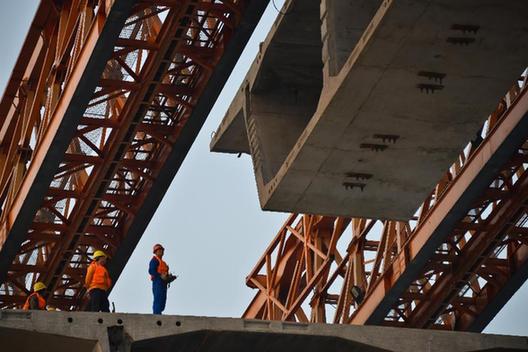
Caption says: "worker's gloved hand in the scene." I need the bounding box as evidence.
[160,273,168,281]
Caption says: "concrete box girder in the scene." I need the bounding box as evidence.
[0,311,527,352]
[211,0,528,219]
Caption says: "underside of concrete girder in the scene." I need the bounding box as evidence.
[211,0,528,219]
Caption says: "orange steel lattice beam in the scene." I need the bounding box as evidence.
[0,0,268,310]
[243,72,528,331]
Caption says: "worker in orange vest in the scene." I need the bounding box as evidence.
[22,281,47,310]
[85,250,112,312]
[149,244,176,314]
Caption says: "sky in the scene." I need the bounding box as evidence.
[0,1,526,337]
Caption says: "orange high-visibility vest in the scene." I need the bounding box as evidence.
[85,261,112,291]
[150,255,169,281]
[22,292,46,310]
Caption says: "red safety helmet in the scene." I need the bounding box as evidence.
[153,243,165,253]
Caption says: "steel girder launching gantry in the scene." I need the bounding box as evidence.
[0,0,268,310]
[244,73,528,331]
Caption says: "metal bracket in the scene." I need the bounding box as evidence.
[451,24,480,34]
[418,71,446,84]
[360,143,388,152]
[446,37,475,46]
[373,134,400,144]
[417,84,444,94]
[343,182,366,191]
[345,172,373,181]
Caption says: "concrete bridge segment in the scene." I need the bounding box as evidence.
[211,0,528,219]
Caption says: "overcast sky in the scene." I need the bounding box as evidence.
[1,1,526,337]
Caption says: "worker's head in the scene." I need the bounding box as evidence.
[93,250,108,264]
[153,244,165,257]
[33,281,46,293]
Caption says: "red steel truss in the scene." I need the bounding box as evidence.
[244,72,528,331]
[0,0,267,310]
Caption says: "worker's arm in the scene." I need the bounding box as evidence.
[85,264,95,289]
[148,258,160,280]
[29,295,40,310]
[105,268,112,290]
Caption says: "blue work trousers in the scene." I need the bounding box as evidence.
[87,288,110,312]
[152,279,167,314]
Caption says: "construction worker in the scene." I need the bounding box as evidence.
[22,281,47,310]
[85,250,112,312]
[149,244,176,314]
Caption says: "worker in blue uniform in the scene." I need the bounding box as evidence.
[149,244,176,314]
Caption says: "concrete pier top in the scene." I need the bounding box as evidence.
[0,310,527,352]
[211,0,528,219]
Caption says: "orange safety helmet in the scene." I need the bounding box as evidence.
[152,243,165,253]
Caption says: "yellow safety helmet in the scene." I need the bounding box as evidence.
[33,282,46,292]
[93,250,107,259]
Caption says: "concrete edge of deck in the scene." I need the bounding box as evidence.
[0,311,527,352]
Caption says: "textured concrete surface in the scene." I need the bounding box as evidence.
[0,326,99,352]
[211,0,528,219]
[0,311,527,352]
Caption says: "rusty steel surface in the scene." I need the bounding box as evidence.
[243,72,528,331]
[0,0,266,310]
